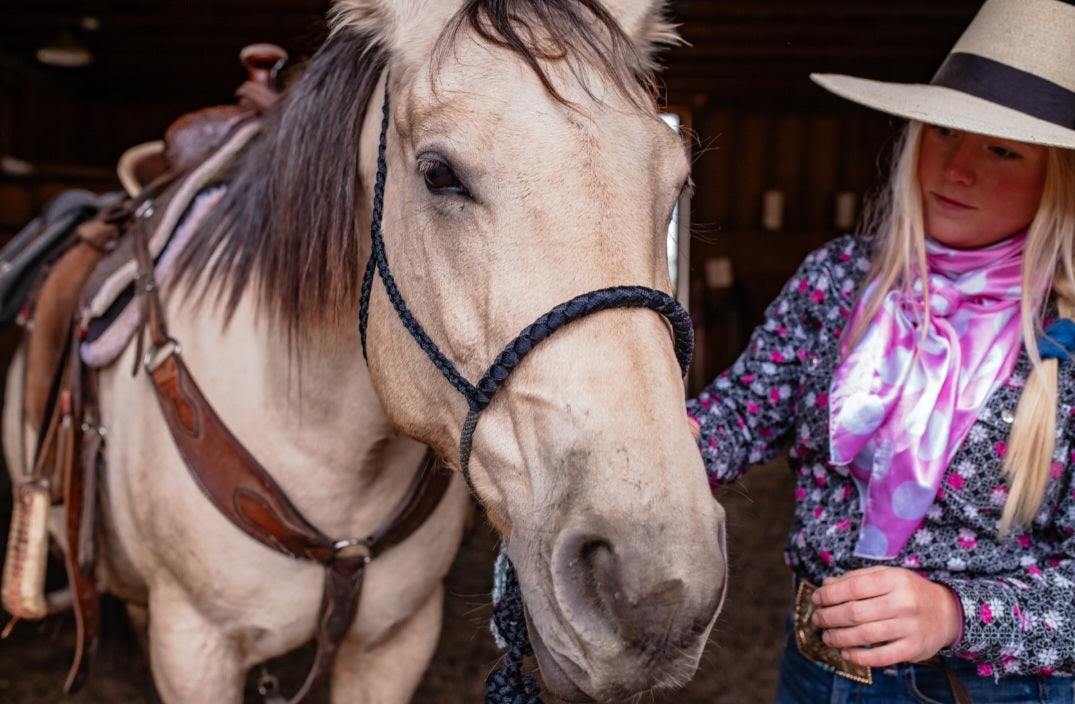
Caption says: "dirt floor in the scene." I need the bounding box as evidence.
[0,455,795,704]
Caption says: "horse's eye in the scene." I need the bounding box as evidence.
[418,157,468,196]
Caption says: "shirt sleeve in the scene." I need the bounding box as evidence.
[936,416,1075,676]
[687,239,857,487]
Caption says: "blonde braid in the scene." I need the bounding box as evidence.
[1000,147,1075,537]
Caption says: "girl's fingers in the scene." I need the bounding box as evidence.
[839,640,913,668]
[812,594,893,630]
[820,618,899,649]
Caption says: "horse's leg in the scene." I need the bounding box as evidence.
[125,602,150,651]
[124,601,167,703]
[146,580,243,703]
[330,584,444,703]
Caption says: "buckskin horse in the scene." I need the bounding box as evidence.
[1,0,728,701]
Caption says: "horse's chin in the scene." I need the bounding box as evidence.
[525,606,701,703]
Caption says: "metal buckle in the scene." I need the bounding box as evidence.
[143,337,180,374]
[794,579,873,684]
[134,199,155,220]
[332,537,372,564]
[256,666,287,703]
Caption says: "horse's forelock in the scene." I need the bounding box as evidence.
[443,0,667,109]
[174,27,385,339]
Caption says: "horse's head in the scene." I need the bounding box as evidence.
[244,0,728,698]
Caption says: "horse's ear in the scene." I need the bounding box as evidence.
[600,0,683,66]
[331,0,458,59]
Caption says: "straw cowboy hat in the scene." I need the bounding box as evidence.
[811,0,1075,150]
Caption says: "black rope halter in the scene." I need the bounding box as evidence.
[358,78,694,703]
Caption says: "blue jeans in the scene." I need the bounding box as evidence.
[775,617,1074,703]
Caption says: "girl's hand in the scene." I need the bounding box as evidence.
[688,415,701,441]
[810,565,961,667]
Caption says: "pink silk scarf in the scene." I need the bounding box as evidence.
[829,233,1029,559]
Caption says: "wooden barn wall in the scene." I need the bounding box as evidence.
[0,0,332,234]
[0,1,984,391]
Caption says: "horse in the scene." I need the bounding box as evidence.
[2,0,728,701]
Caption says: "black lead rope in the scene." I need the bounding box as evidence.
[486,547,542,703]
[358,79,695,703]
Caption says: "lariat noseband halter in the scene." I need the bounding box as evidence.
[358,80,694,491]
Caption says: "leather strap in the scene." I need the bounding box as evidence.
[147,351,337,560]
[922,655,974,704]
[23,219,117,434]
[59,320,101,694]
[16,246,103,693]
[130,212,452,703]
[145,347,451,562]
[28,327,72,496]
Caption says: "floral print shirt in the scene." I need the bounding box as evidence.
[686,234,1075,677]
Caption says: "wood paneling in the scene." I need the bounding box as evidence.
[0,1,329,169]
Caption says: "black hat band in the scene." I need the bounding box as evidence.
[931,52,1075,130]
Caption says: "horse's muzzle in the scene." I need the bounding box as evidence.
[519,499,728,700]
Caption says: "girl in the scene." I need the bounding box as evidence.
[689,0,1075,701]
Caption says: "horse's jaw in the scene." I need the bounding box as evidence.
[506,498,728,702]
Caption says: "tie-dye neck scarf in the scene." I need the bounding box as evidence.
[829,233,1029,559]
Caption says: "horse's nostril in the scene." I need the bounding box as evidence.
[578,539,615,589]
[562,537,613,598]
[554,532,615,639]
[575,538,627,630]
[554,530,692,652]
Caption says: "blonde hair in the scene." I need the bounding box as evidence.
[845,122,1075,538]
[1003,146,1075,536]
